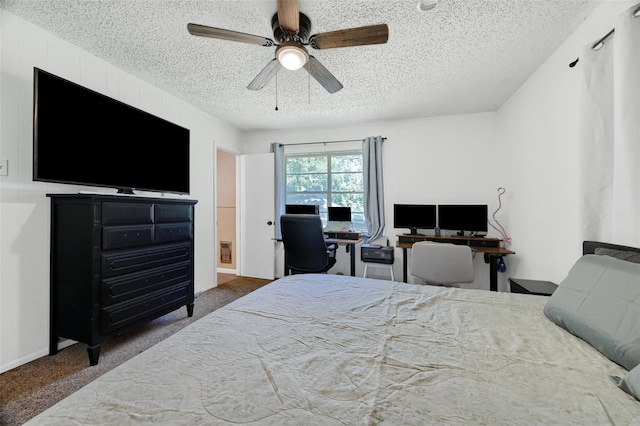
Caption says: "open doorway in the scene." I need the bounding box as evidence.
[216,149,237,280]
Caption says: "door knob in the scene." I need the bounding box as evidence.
[267,221,273,226]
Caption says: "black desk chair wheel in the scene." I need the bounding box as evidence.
[281,214,337,275]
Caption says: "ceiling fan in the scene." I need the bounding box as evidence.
[187,0,389,94]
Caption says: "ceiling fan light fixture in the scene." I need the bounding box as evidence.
[276,43,309,70]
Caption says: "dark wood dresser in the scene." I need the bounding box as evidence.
[47,194,197,365]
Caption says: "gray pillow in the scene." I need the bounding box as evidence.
[544,254,640,370]
[618,366,640,400]
[595,247,640,264]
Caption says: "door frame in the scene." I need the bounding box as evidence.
[214,148,241,278]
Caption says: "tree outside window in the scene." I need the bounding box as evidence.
[285,151,365,231]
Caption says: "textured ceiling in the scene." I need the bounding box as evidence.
[1,0,602,131]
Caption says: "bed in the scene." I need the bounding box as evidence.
[26,241,640,424]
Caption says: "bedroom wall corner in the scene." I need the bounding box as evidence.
[495,0,639,283]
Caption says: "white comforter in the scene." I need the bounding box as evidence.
[27,274,640,425]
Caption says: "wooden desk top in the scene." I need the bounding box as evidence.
[396,241,514,255]
[326,237,363,245]
[395,236,515,256]
[274,237,363,245]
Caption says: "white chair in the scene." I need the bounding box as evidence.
[410,241,474,286]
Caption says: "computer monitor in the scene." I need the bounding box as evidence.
[285,204,319,215]
[393,204,437,235]
[437,204,488,236]
[328,206,351,222]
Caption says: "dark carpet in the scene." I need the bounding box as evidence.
[0,275,272,425]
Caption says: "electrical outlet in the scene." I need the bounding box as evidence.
[0,159,7,176]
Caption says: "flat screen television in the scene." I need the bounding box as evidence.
[328,206,351,222]
[437,204,488,236]
[285,204,319,215]
[393,204,437,235]
[33,68,190,195]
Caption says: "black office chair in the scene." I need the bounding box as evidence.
[280,214,337,275]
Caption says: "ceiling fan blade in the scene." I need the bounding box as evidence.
[247,58,282,91]
[187,23,274,47]
[304,56,343,94]
[310,24,389,50]
[277,0,299,32]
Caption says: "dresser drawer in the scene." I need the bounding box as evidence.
[102,262,191,305]
[102,243,192,278]
[156,223,192,243]
[102,202,154,225]
[101,284,191,334]
[155,203,193,223]
[103,225,154,250]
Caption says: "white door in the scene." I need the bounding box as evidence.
[239,153,275,279]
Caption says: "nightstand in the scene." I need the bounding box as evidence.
[509,278,558,296]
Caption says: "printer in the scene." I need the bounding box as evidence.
[361,243,394,264]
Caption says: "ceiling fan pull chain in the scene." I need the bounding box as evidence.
[275,72,279,111]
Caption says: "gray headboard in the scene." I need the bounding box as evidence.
[583,240,640,256]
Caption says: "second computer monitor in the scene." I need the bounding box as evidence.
[328,206,352,222]
[437,204,488,235]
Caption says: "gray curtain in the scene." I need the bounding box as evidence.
[363,136,385,243]
[272,143,285,238]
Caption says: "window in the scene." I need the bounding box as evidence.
[285,151,365,231]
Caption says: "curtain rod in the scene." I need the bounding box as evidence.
[569,5,640,68]
[279,137,386,147]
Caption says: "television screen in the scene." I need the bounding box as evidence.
[393,204,437,235]
[328,206,351,222]
[437,204,488,235]
[33,68,190,194]
[285,204,319,215]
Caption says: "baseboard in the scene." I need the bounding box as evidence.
[1,349,46,374]
[217,268,236,274]
[1,339,77,374]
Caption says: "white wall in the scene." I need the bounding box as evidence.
[0,10,243,373]
[242,113,505,289]
[497,0,639,282]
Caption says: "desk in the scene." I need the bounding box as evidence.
[396,235,515,291]
[325,236,363,277]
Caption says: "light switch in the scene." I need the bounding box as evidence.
[0,159,7,176]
